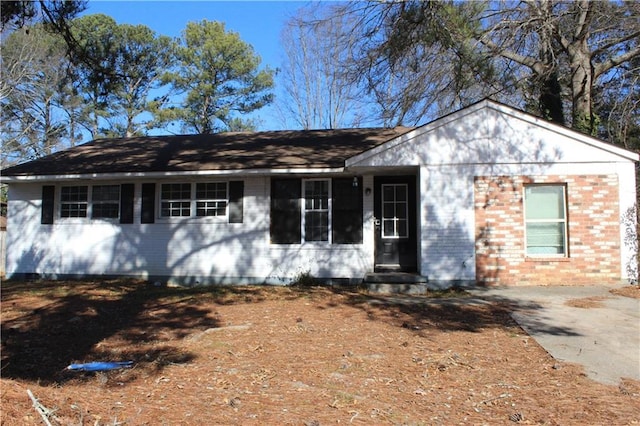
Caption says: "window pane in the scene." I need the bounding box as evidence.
[93,204,119,218]
[61,203,87,218]
[383,202,394,217]
[161,183,191,217]
[305,211,328,241]
[527,222,565,254]
[162,183,191,200]
[383,219,395,237]
[161,201,190,217]
[61,186,88,218]
[303,180,329,242]
[396,185,407,201]
[92,185,120,202]
[196,182,226,200]
[383,185,394,201]
[396,203,407,218]
[61,186,88,202]
[196,200,227,216]
[195,182,227,216]
[381,184,409,238]
[92,185,120,219]
[524,184,567,255]
[525,186,565,219]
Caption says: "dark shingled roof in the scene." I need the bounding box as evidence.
[2,127,412,177]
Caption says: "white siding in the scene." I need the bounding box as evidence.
[6,177,371,284]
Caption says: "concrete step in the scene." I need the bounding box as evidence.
[364,272,428,284]
[364,283,430,295]
[362,273,429,295]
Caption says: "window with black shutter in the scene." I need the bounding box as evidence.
[332,177,363,244]
[141,183,156,224]
[270,178,301,244]
[41,185,55,224]
[228,181,244,223]
[119,184,135,224]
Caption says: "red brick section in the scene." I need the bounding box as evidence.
[474,175,621,286]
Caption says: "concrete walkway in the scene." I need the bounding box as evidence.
[468,285,640,386]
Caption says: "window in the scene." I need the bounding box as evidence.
[304,180,329,242]
[58,185,125,220]
[524,184,567,256]
[92,185,120,219]
[161,183,192,217]
[381,184,408,238]
[196,182,227,217]
[61,186,88,218]
[270,178,363,245]
[160,182,229,218]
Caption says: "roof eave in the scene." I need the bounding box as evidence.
[1,166,349,183]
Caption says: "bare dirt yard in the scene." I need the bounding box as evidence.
[2,280,639,425]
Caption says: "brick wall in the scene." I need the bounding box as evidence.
[474,175,621,286]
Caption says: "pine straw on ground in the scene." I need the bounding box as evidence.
[565,285,640,308]
[611,285,640,300]
[2,280,639,425]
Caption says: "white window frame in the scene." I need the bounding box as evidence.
[60,185,89,218]
[381,183,409,239]
[523,184,568,257]
[59,184,121,221]
[91,184,121,219]
[160,183,192,217]
[195,182,228,217]
[302,179,331,243]
[159,182,229,219]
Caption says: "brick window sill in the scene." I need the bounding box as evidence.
[525,256,570,262]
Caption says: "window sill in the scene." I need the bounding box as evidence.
[56,218,120,224]
[270,242,363,248]
[525,256,570,262]
[156,216,229,223]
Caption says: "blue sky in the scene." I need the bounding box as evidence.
[81,1,312,130]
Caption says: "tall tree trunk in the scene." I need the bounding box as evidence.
[44,98,52,155]
[569,38,594,134]
[538,6,565,126]
[539,71,565,125]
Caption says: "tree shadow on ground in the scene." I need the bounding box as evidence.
[0,279,268,385]
[462,286,583,337]
[1,280,585,386]
[304,284,584,338]
[324,287,522,334]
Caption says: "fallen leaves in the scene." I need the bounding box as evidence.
[2,282,639,425]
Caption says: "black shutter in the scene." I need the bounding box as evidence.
[332,177,363,244]
[41,185,55,224]
[270,178,301,244]
[228,181,244,223]
[119,184,135,224]
[141,183,155,224]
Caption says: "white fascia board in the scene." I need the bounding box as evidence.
[1,167,346,183]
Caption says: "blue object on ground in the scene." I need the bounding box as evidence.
[67,361,133,371]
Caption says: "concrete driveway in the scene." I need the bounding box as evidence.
[469,285,640,386]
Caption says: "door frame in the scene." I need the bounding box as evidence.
[373,175,418,272]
